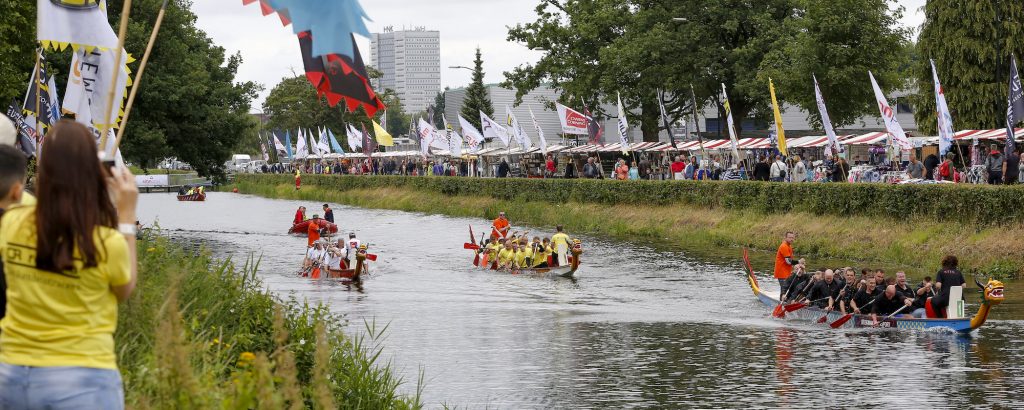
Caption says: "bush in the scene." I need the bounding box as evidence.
[238,174,1024,225]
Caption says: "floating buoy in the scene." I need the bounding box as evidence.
[232,187,239,193]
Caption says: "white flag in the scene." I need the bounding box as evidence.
[721,83,742,160]
[480,111,510,147]
[443,114,463,156]
[346,124,363,152]
[555,102,590,135]
[37,0,120,50]
[295,128,308,158]
[419,118,447,150]
[616,92,630,154]
[528,107,547,155]
[458,114,485,154]
[63,48,131,130]
[273,133,287,155]
[869,71,912,150]
[813,75,844,157]
[317,127,331,156]
[931,60,955,156]
[505,105,532,150]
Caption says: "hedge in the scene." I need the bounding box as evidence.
[236,174,1024,225]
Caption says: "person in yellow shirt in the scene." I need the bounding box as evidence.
[0,121,139,408]
[486,239,502,267]
[533,238,552,268]
[497,240,516,270]
[550,225,571,266]
[519,240,535,269]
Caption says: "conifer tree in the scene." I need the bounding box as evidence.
[460,48,494,130]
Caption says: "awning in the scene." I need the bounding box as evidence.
[953,128,1024,141]
[843,132,889,145]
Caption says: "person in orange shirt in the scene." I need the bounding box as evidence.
[774,231,797,298]
[491,212,510,238]
[307,214,321,247]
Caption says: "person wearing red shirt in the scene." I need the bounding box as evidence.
[774,231,797,298]
[293,206,306,225]
[294,169,301,190]
[670,156,686,180]
[545,154,557,176]
[307,215,321,247]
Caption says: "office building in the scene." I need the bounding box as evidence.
[370,26,441,113]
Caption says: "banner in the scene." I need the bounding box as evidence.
[63,47,131,130]
[327,128,344,153]
[273,132,288,158]
[657,89,677,149]
[616,92,630,154]
[481,110,510,147]
[346,124,362,152]
[37,0,119,50]
[1006,55,1024,156]
[555,102,590,135]
[458,114,484,154]
[528,106,547,155]
[931,60,955,157]
[443,114,463,156]
[813,75,843,157]
[372,120,394,146]
[769,78,787,156]
[721,83,742,160]
[283,130,293,158]
[869,71,912,150]
[419,118,447,150]
[295,128,308,158]
[583,103,603,145]
[135,174,169,187]
[505,105,532,150]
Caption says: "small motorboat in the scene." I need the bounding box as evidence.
[176,185,206,201]
[288,218,338,236]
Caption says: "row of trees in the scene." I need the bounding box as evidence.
[0,0,260,180]
[503,0,1024,141]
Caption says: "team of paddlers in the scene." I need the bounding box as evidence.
[473,212,577,271]
[773,231,966,325]
[292,204,369,280]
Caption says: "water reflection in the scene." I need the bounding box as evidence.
[139,193,1024,408]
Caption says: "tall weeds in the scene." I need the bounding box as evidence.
[117,233,421,408]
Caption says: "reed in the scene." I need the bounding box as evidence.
[234,178,1024,279]
[117,232,422,408]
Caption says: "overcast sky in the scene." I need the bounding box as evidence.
[192,0,927,111]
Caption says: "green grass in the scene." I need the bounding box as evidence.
[234,178,1024,279]
[118,232,422,409]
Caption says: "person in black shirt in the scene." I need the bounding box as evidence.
[753,156,771,181]
[782,264,811,302]
[872,285,913,325]
[872,269,888,294]
[911,276,937,318]
[894,271,915,300]
[1005,146,1021,184]
[923,153,940,180]
[0,145,29,320]
[805,269,842,309]
[322,204,334,224]
[849,280,878,315]
[931,255,966,318]
[837,269,858,313]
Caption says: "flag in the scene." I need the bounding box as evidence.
[443,114,463,156]
[690,85,706,154]
[22,57,52,134]
[528,106,547,155]
[283,130,293,158]
[657,89,677,149]
[869,71,912,150]
[63,47,132,130]
[273,132,288,158]
[409,116,419,142]
[246,0,371,60]
[1006,55,1024,156]
[361,123,376,156]
[419,118,446,151]
[372,120,394,146]
[616,93,630,154]
[458,114,484,154]
[296,31,385,116]
[46,73,61,124]
[555,102,589,135]
[769,78,787,156]
[480,111,510,146]
[583,101,604,145]
[417,118,433,157]
[6,101,38,156]
[346,124,362,152]
[316,127,331,155]
[295,128,308,158]
[505,105,532,149]
[721,83,742,160]
[931,60,955,157]
[37,0,119,51]
[327,128,344,153]
[813,75,842,157]
[259,138,269,161]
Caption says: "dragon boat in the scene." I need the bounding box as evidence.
[742,249,1005,334]
[304,245,374,283]
[288,218,338,236]
[176,192,206,201]
[468,239,584,279]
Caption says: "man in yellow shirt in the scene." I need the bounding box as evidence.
[550,225,571,266]
[532,238,552,268]
[497,240,516,270]
[518,240,534,269]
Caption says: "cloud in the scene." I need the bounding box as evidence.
[191,0,925,111]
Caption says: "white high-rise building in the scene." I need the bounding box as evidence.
[370,26,441,113]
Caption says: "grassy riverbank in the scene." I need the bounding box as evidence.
[118,233,421,409]
[235,175,1024,279]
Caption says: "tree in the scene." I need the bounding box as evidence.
[378,89,410,137]
[0,1,35,105]
[760,0,911,129]
[432,88,447,129]
[911,1,1024,134]
[460,48,495,130]
[262,76,369,150]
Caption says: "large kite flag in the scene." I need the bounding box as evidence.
[298,31,384,116]
[242,0,371,59]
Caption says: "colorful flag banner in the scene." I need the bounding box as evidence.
[555,102,590,135]
[869,71,912,150]
[583,102,603,145]
[769,78,787,156]
[63,47,132,130]
[37,0,119,51]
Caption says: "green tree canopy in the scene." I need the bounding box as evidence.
[0,1,35,105]
[262,76,379,150]
[911,0,1024,134]
[432,88,447,129]
[460,48,495,131]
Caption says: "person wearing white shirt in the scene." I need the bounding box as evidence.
[344,233,362,265]
[770,155,788,182]
[328,239,346,271]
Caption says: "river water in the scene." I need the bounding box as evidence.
[139,192,1024,409]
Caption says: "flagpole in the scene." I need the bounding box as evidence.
[98,0,135,157]
[34,49,42,157]
[113,0,169,154]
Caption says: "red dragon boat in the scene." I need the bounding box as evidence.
[176,192,206,201]
[288,218,338,236]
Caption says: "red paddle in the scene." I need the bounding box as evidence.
[464,243,480,250]
[366,253,378,262]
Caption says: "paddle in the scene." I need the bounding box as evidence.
[774,278,815,318]
[873,304,910,328]
[830,295,879,329]
[464,243,480,250]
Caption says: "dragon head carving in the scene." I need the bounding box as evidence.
[571,239,583,255]
[975,277,1005,306]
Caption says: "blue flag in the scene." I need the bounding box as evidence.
[283,130,293,158]
[327,128,344,153]
[1007,55,1024,156]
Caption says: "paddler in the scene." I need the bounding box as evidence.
[531,237,551,268]
[550,226,570,266]
[307,214,321,247]
[491,212,511,238]
[497,239,516,270]
[294,206,307,225]
[344,233,361,266]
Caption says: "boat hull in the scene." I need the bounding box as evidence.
[496,264,577,279]
[177,193,206,201]
[288,218,339,236]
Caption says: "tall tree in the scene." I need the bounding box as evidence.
[911,0,1024,134]
[432,88,447,129]
[0,1,35,105]
[760,0,911,129]
[378,90,410,137]
[460,48,495,130]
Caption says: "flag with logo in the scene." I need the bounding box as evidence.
[63,47,132,130]
[459,114,484,154]
[259,137,269,161]
[555,102,589,135]
[372,120,394,146]
[317,127,331,155]
[480,110,510,146]
[273,132,288,158]
[417,118,436,157]
[505,105,532,150]
[813,75,842,157]
[616,92,630,154]
[37,0,120,51]
[657,89,677,149]
[295,128,308,158]
[720,83,742,160]
[769,78,787,156]
[583,102,604,145]
[869,71,912,150]
[528,106,547,155]
[1006,55,1024,156]
[7,101,38,156]
[930,60,955,157]
[23,52,60,131]
[443,114,463,156]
